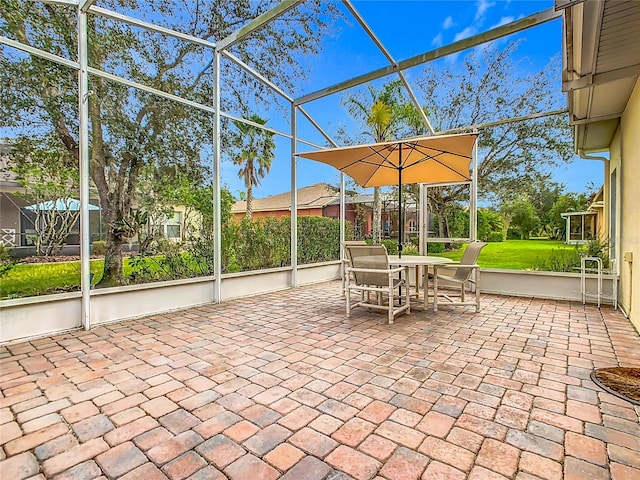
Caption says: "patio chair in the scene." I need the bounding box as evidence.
[341,240,367,296]
[430,241,487,312]
[345,244,410,324]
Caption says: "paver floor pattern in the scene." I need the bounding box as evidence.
[1,281,639,480]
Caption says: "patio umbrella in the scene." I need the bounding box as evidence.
[25,197,100,211]
[298,133,478,257]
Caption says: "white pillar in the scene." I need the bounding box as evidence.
[213,51,222,302]
[78,7,91,330]
[290,104,298,287]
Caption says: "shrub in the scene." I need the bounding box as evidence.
[533,237,611,273]
[533,247,582,272]
[487,231,504,242]
[426,242,444,253]
[506,228,521,240]
[381,239,398,255]
[0,245,16,278]
[234,217,291,271]
[297,216,341,263]
[91,241,106,255]
[583,237,610,268]
[401,244,419,255]
[222,215,345,272]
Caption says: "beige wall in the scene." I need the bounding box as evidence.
[614,78,640,330]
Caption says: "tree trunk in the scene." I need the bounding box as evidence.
[373,187,381,244]
[100,230,125,287]
[95,184,126,287]
[246,186,253,220]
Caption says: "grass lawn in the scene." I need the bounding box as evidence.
[0,254,210,299]
[430,239,575,270]
[0,260,104,299]
[1,239,575,299]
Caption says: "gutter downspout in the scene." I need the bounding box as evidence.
[577,149,607,163]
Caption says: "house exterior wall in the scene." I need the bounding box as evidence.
[322,204,357,223]
[167,204,202,240]
[0,193,27,247]
[616,78,640,329]
[595,206,605,242]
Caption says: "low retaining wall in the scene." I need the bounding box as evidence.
[0,265,617,344]
[0,262,341,344]
[479,269,617,303]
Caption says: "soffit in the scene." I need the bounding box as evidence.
[562,0,640,152]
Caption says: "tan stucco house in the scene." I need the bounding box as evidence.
[560,0,640,329]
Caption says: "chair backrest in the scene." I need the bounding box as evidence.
[452,241,487,282]
[345,244,390,286]
[342,240,367,260]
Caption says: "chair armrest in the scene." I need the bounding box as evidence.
[347,266,407,275]
[434,263,479,270]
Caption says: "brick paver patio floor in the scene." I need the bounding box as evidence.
[1,281,639,480]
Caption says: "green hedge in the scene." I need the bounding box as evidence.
[297,216,342,264]
[223,217,290,272]
[487,231,504,242]
[222,215,344,273]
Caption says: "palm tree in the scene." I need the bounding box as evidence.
[232,115,276,219]
[343,81,418,243]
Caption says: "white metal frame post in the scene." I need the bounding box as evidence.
[290,104,298,287]
[77,5,91,330]
[212,51,222,303]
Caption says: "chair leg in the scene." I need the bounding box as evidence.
[346,277,352,318]
[423,268,428,309]
[405,276,410,315]
[475,268,481,313]
[433,274,439,312]
[388,277,394,325]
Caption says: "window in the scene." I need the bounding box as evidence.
[163,211,182,239]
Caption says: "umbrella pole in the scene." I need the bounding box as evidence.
[398,168,403,258]
[398,147,403,303]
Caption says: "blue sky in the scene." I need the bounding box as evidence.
[221,0,603,202]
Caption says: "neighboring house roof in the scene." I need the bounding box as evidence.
[231,184,404,214]
[232,183,340,214]
[588,185,605,210]
[326,193,373,206]
[561,211,597,218]
[559,0,640,152]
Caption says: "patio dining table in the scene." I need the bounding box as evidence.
[387,255,452,307]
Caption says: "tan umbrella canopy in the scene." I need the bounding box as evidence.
[298,133,478,256]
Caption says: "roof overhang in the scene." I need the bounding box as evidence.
[560,0,640,152]
[561,211,597,218]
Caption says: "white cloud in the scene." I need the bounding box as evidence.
[442,16,454,30]
[490,16,515,29]
[432,32,443,47]
[475,0,496,22]
[454,26,476,42]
